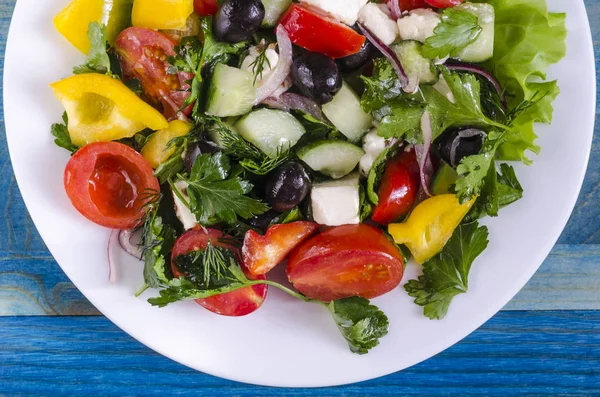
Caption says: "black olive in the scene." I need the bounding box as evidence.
[214,0,265,43]
[265,162,311,212]
[291,51,342,104]
[336,37,378,73]
[437,128,485,168]
[247,210,280,232]
[184,140,220,173]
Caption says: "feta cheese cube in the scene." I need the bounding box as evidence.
[358,4,398,46]
[311,173,360,226]
[299,0,368,26]
[359,129,389,176]
[397,9,441,43]
[172,181,198,230]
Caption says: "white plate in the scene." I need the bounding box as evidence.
[3,0,595,387]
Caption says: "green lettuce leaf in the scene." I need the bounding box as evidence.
[483,0,567,163]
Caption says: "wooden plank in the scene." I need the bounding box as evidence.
[0,313,599,396]
[0,244,598,316]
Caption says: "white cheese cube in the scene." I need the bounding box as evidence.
[311,173,360,226]
[359,129,388,176]
[397,9,441,43]
[299,0,368,26]
[172,181,198,230]
[241,45,289,97]
[358,4,398,46]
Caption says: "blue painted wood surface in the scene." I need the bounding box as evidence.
[0,0,599,394]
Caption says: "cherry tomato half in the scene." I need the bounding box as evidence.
[64,142,160,229]
[286,224,404,301]
[424,0,463,8]
[243,221,320,276]
[171,228,268,317]
[371,149,421,225]
[278,4,365,59]
[194,0,218,17]
[389,0,430,11]
[115,27,194,120]
[194,0,218,16]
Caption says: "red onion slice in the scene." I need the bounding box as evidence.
[415,111,434,197]
[263,93,328,123]
[119,229,143,260]
[254,25,293,105]
[445,61,506,108]
[389,0,402,20]
[358,23,409,88]
[107,229,119,283]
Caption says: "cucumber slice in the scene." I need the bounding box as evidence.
[207,119,239,149]
[297,140,365,179]
[206,64,257,117]
[261,0,292,27]
[322,82,373,142]
[431,161,459,195]
[235,109,305,157]
[455,3,495,63]
[392,41,438,85]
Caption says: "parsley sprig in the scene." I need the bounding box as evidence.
[73,22,112,76]
[422,8,483,59]
[174,152,269,225]
[149,243,389,354]
[405,222,489,320]
[50,112,78,154]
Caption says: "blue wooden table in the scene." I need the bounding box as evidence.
[1,1,600,395]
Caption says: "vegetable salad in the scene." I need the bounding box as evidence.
[50,0,566,354]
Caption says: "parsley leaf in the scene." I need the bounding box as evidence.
[360,58,404,113]
[328,297,389,354]
[149,244,389,354]
[405,222,489,320]
[423,68,509,140]
[367,144,400,205]
[422,8,483,59]
[139,209,176,293]
[50,112,78,154]
[178,152,269,225]
[454,131,504,203]
[73,22,112,75]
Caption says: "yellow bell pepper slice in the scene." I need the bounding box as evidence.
[54,0,133,53]
[132,0,194,30]
[388,194,476,265]
[141,120,192,169]
[50,73,169,147]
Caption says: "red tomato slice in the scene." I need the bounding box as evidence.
[64,142,159,229]
[115,27,194,120]
[194,0,218,16]
[171,228,268,317]
[286,224,404,301]
[371,149,421,225]
[424,0,463,8]
[278,4,365,59]
[391,0,430,11]
[242,221,320,276]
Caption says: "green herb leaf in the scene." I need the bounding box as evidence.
[50,112,78,154]
[422,8,482,59]
[405,222,489,320]
[179,152,269,224]
[73,22,112,75]
[423,68,509,140]
[360,58,404,113]
[140,209,176,292]
[328,297,389,354]
[367,144,399,205]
